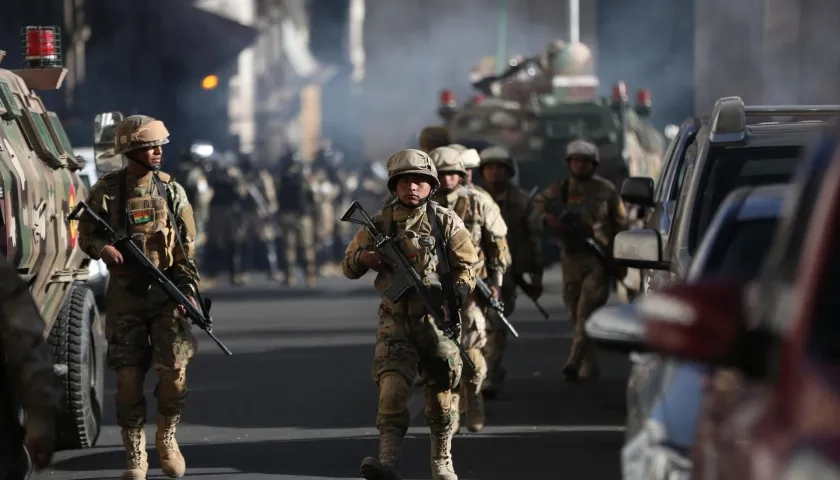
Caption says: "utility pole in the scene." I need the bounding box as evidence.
[495,0,507,73]
[569,0,579,44]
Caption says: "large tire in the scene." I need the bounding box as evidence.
[52,282,105,450]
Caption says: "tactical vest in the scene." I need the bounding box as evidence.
[107,170,176,275]
[209,169,240,206]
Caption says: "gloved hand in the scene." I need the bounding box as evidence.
[453,280,471,309]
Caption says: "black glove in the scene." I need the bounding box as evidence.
[453,280,471,309]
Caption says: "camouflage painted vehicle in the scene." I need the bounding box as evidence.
[0,28,105,449]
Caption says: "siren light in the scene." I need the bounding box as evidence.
[440,89,456,106]
[636,89,652,106]
[23,26,62,69]
[612,81,628,102]
[471,94,485,105]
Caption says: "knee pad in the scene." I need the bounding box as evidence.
[423,385,452,419]
[155,368,188,403]
[378,372,410,416]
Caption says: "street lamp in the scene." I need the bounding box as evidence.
[201,74,219,90]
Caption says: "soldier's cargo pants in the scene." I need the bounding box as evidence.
[280,213,317,277]
[373,303,463,441]
[561,254,609,372]
[482,275,516,386]
[105,276,198,428]
[454,294,488,407]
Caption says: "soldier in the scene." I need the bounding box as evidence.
[177,151,213,264]
[0,257,58,475]
[429,147,509,434]
[240,153,285,282]
[311,145,342,276]
[447,145,489,197]
[78,115,200,479]
[419,126,451,153]
[343,149,477,480]
[478,146,544,396]
[204,153,250,285]
[534,140,627,381]
[277,149,318,287]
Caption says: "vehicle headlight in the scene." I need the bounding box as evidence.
[783,450,840,480]
[622,420,692,480]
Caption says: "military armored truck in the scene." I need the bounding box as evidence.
[0,27,105,449]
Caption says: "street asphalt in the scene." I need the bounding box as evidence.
[35,267,629,479]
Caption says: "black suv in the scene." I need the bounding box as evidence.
[613,96,839,294]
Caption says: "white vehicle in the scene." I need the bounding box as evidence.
[74,147,109,302]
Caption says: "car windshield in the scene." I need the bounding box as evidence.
[542,113,604,139]
[704,217,780,280]
[690,145,803,252]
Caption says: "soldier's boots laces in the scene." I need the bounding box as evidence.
[120,428,148,480]
[430,430,458,480]
[464,386,485,433]
[360,433,402,480]
[156,414,186,478]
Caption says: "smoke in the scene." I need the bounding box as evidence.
[358,0,572,161]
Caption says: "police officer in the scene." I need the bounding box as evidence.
[204,153,250,285]
[78,115,200,478]
[429,146,509,433]
[478,146,544,396]
[0,257,58,476]
[277,149,318,287]
[534,140,627,381]
[343,149,478,480]
[240,153,285,282]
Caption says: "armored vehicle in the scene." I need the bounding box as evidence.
[0,27,105,449]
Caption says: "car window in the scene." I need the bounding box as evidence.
[690,145,803,253]
[704,218,780,281]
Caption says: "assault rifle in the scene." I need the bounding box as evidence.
[544,202,621,278]
[512,274,550,319]
[474,277,519,337]
[68,202,232,356]
[340,201,475,369]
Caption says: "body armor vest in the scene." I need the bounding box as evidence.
[107,170,175,276]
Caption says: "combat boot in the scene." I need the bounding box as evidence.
[430,429,457,480]
[562,363,580,382]
[579,351,601,380]
[360,433,402,480]
[155,414,186,477]
[120,427,148,480]
[464,386,485,433]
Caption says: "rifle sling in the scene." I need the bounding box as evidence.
[152,175,207,311]
[426,202,459,325]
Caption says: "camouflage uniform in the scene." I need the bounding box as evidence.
[430,147,509,434]
[344,149,477,480]
[78,115,198,479]
[277,154,318,287]
[244,165,284,282]
[0,257,58,473]
[449,145,491,199]
[177,154,213,261]
[478,146,544,396]
[534,140,627,381]
[205,161,250,284]
[311,167,340,274]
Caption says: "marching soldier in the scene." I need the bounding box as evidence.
[343,149,477,480]
[78,115,200,479]
[204,153,251,285]
[534,140,627,381]
[277,150,319,287]
[478,147,544,396]
[429,147,510,434]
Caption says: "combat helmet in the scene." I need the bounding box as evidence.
[479,146,517,175]
[565,139,599,164]
[429,147,467,176]
[460,148,481,169]
[386,149,440,192]
[419,126,451,152]
[114,115,170,155]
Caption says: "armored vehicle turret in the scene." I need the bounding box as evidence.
[0,26,105,449]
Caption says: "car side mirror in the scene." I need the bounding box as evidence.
[585,303,647,354]
[621,177,655,207]
[639,279,747,364]
[613,229,669,270]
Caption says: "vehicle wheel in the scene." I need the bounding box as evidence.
[53,282,105,450]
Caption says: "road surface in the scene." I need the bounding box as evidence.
[36,267,629,479]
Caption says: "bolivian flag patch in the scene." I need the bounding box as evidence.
[130,209,153,224]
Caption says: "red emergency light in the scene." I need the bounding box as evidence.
[636,89,652,106]
[471,94,484,105]
[612,81,628,102]
[23,26,62,68]
[440,89,456,106]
